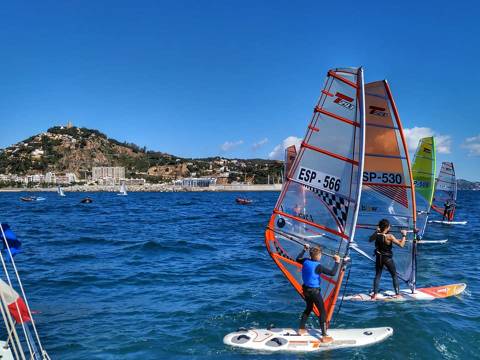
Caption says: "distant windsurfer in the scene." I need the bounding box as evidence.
[442,200,455,221]
[296,244,340,343]
[369,219,407,299]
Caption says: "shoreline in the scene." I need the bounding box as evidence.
[0,184,282,193]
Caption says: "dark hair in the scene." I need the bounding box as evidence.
[310,246,322,258]
[378,219,390,232]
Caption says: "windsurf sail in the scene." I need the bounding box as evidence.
[119,182,128,195]
[265,67,365,324]
[354,80,417,290]
[284,145,297,183]
[57,186,65,196]
[431,162,457,220]
[412,137,436,238]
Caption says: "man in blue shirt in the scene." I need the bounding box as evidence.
[296,244,340,343]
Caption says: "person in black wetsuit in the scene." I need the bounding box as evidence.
[369,219,407,299]
[443,200,455,221]
[296,244,340,343]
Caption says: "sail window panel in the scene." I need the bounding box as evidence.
[319,79,359,125]
[272,241,340,309]
[278,182,350,245]
[307,113,358,160]
[357,187,415,282]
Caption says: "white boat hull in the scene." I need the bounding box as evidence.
[223,327,393,352]
[0,341,14,360]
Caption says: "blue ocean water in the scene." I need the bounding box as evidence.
[0,191,478,359]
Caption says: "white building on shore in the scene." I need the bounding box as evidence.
[92,166,125,185]
[173,177,217,187]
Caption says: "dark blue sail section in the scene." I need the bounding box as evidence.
[1,223,22,257]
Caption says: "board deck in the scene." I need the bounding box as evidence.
[417,239,448,244]
[429,220,467,225]
[345,283,467,302]
[223,327,393,352]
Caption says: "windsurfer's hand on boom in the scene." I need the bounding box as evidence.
[304,244,310,251]
[333,255,340,263]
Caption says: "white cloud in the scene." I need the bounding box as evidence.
[268,136,302,160]
[252,138,268,150]
[403,127,451,154]
[220,140,243,152]
[462,134,480,156]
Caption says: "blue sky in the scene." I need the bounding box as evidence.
[0,0,479,180]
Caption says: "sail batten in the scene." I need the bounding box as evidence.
[265,67,365,325]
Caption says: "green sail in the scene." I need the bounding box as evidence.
[412,136,436,237]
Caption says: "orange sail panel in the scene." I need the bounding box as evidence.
[355,80,417,287]
[265,68,365,324]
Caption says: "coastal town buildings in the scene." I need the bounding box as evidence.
[92,166,125,184]
[173,177,217,187]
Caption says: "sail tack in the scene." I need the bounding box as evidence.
[265,67,365,324]
[431,162,457,219]
[355,80,417,288]
[412,137,436,238]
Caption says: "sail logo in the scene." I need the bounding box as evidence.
[361,204,378,212]
[423,147,431,154]
[334,92,355,111]
[369,105,388,117]
[414,180,430,188]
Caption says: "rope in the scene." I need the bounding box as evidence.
[0,224,50,359]
[331,260,352,327]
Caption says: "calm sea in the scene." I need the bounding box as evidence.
[0,191,478,359]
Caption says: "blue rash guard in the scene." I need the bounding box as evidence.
[296,250,339,288]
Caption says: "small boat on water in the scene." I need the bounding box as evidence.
[236,197,252,205]
[57,186,66,197]
[117,182,128,196]
[80,197,93,204]
[20,196,45,202]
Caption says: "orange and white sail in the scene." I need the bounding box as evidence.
[354,80,417,289]
[265,67,365,324]
[283,145,297,183]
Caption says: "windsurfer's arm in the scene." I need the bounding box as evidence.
[316,255,340,276]
[389,230,407,248]
[296,244,310,264]
[369,228,380,242]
